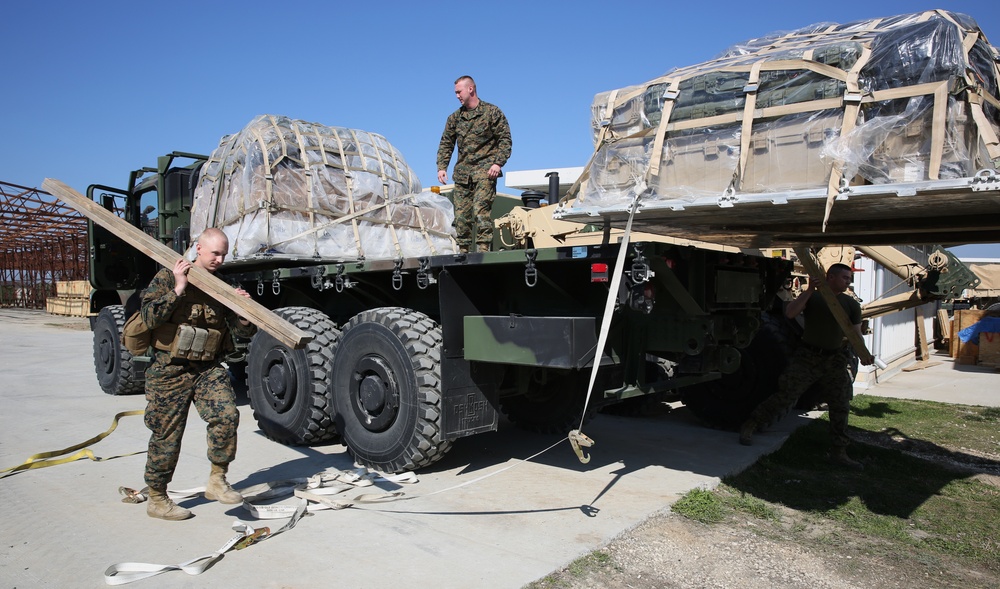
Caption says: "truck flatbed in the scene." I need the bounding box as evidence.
[555,171,1000,247]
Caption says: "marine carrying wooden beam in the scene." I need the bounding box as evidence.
[42,178,313,349]
[794,246,874,365]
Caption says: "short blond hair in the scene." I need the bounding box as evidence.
[198,227,228,247]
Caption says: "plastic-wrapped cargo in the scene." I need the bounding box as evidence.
[190,115,458,261]
[577,9,1000,213]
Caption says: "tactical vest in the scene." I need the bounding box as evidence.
[151,287,229,361]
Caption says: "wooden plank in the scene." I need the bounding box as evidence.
[793,247,875,365]
[42,178,313,349]
[936,309,951,342]
[915,306,929,361]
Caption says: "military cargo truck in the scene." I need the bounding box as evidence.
[85,151,791,473]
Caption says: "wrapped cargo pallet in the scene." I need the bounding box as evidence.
[576,10,1000,230]
[190,115,458,261]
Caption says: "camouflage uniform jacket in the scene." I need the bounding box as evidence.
[140,267,256,358]
[436,101,512,184]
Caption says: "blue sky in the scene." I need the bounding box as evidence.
[3,0,998,257]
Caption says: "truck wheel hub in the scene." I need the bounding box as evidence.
[351,356,399,432]
[261,348,297,412]
[98,334,113,370]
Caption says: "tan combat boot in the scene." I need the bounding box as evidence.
[828,446,864,471]
[738,419,757,446]
[204,464,243,504]
[146,487,192,521]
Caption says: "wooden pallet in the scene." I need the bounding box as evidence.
[46,296,90,317]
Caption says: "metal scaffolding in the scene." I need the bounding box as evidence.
[1,180,89,308]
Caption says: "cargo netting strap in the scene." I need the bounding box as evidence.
[647,78,678,178]
[331,126,365,258]
[735,60,765,190]
[822,44,872,232]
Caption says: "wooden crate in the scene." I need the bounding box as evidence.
[951,309,988,363]
[46,296,91,317]
[55,280,90,297]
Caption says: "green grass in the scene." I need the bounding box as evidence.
[526,550,617,588]
[671,487,725,523]
[682,395,1000,579]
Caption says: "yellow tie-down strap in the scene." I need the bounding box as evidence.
[0,410,145,479]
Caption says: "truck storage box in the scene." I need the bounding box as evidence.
[191,115,458,261]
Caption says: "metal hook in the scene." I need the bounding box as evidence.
[568,429,594,464]
[524,249,538,288]
[392,258,404,291]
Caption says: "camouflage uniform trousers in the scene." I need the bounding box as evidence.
[143,352,239,489]
[748,346,854,447]
[453,176,497,253]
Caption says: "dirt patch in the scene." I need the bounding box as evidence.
[534,505,995,589]
[533,446,1000,589]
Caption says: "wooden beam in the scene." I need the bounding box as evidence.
[793,246,875,365]
[915,305,930,361]
[42,178,313,349]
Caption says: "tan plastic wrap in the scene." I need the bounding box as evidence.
[191,115,457,260]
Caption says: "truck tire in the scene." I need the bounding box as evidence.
[92,305,144,395]
[247,307,340,445]
[681,311,793,429]
[332,307,451,473]
[500,369,598,434]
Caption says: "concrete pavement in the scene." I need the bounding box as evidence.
[0,308,996,588]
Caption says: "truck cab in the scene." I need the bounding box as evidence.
[87,152,206,395]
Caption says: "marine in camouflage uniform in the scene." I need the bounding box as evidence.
[437,75,512,253]
[739,263,872,469]
[140,228,257,519]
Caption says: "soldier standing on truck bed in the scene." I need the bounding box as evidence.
[139,227,257,520]
[437,75,512,253]
[738,263,873,470]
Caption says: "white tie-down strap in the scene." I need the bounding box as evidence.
[241,468,418,519]
[571,194,642,463]
[106,468,417,584]
[104,503,306,586]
